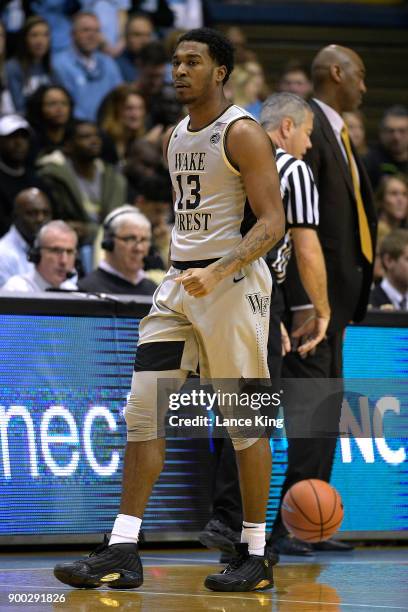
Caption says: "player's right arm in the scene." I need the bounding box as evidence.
[162,126,176,269]
[162,126,175,164]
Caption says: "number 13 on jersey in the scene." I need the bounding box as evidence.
[175,174,201,210]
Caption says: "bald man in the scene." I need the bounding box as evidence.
[269,45,377,555]
[0,188,52,287]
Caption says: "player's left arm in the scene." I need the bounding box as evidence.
[177,120,285,297]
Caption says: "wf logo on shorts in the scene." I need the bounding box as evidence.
[245,293,270,317]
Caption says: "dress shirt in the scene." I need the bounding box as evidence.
[313,97,360,186]
[381,278,408,310]
[0,225,33,287]
[1,268,77,292]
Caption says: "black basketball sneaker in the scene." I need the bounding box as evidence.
[204,543,275,592]
[54,536,143,589]
[198,518,241,554]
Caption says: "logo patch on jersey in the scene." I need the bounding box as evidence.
[210,132,221,145]
[246,293,270,317]
[210,121,227,146]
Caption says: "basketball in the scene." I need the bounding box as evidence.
[281,479,344,543]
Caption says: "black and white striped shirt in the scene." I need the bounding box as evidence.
[267,147,319,283]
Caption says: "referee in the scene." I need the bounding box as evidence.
[263,94,333,556]
[199,93,330,561]
[262,93,330,362]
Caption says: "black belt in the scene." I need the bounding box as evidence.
[171,258,220,270]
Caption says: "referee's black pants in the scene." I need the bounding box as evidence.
[269,329,344,541]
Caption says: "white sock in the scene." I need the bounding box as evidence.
[241,521,266,556]
[109,514,142,546]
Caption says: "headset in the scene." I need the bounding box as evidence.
[27,228,78,279]
[101,206,141,252]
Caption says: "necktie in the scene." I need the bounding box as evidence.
[341,126,373,263]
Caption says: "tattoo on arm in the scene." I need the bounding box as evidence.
[212,219,278,278]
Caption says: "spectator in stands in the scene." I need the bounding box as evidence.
[134,40,167,97]
[2,219,78,291]
[363,105,408,190]
[37,119,127,271]
[133,41,182,128]
[0,187,51,287]
[99,84,162,161]
[81,0,130,57]
[26,84,73,158]
[373,174,408,282]
[226,64,263,119]
[167,0,203,30]
[124,138,169,200]
[116,12,154,82]
[376,174,408,235]
[78,205,156,294]
[52,12,123,121]
[134,174,172,273]
[30,0,81,54]
[343,110,368,156]
[152,81,184,129]
[278,62,312,100]
[26,83,119,165]
[0,0,27,57]
[6,16,56,113]
[370,229,408,310]
[0,20,15,114]
[245,60,268,100]
[130,0,174,30]
[224,26,256,65]
[0,113,51,237]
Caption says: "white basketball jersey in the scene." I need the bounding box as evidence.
[167,105,256,262]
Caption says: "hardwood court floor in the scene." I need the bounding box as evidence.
[0,547,407,611]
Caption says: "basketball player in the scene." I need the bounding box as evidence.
[54,27,285,592]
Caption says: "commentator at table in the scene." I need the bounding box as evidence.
[1,220,78,292]
[77,206,157,296]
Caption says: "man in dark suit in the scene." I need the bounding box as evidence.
[370,229,408,310]
[269,45,377,554]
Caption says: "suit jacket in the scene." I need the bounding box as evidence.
[369,285,396,309]
[285,99,377,333]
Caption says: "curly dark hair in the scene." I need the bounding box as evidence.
[26,84,73,130]
[139,41,168,67]
[177,27,234,84]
